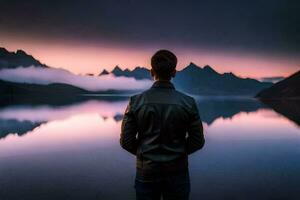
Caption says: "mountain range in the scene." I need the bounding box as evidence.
[0,47,48,69]
[0,46,290,96]
[100,63,273,95]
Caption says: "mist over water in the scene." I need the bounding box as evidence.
[0,66,152,91]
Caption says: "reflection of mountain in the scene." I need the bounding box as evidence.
[256,70,300,99]
[106,98,265,125]
[113,114,124,122]
[0,99,129,139]
[0,119,45,140]
[101,63,272,95]
[2,97,298,139]
[195,98,266,124]
[260,100,300,126]
[0,97,269,140]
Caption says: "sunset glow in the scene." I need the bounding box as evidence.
[1,35,299,79]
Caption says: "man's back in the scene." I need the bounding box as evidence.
[120,49,205,200]
[121,81,205,175]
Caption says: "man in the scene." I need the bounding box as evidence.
[120,49,205,200]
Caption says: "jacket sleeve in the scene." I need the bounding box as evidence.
[186,99,205,154]
[120,97,138,155]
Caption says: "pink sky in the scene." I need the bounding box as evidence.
[1,36,299,79]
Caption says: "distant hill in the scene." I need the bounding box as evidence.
[99,69,109,76]
[100,63,272,95]
[256,70,300,99]
[0,79,89,95]
[0,47,48,69]
[0,79,139,97]
[173,63,272,95]
[106,65,151,80]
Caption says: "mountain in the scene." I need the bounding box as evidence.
[100,63,272,95]
[103,65,151,80]
[256,70,300,99]
[173,63,272,95]
[99,69,109,76]
[0,79,139,99]
[111,65,124,76]
[0,47,47,69]
[0,79,89,95]
[0,47,273,96]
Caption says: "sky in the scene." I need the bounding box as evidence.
[1,0,299,78]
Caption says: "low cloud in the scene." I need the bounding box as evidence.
[0,66,152,91]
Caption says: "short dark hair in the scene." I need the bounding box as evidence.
[151,49,177,79]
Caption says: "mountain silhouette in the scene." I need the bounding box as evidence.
[0,79,89,95]
[99,69,109,76]
[0,79,136,97]
[174,62,272,95]
[100,62,272,95]
[256,70,300,99]
[0,47,272,96]
[0,47,48,69]
[106,66,151,80]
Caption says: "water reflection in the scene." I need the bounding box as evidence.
[260,99,300,126]
[195,97,266,125]
[0,97,273,140]
[0,97,299,200]
[0,100,127,140]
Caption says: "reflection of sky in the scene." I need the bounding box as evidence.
[0,100,299,158]
[0,114,120,158]
[0,99,299,200]
[2,36,299,79]
[0,100,127,122]
[205,109,300,140]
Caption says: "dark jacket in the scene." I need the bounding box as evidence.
[120,80,205,174]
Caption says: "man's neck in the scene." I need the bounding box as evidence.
[154,79,171,82]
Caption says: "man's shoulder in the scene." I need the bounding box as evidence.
[129,90,147,101]
[128,90,148,107]
[173,89,196,103]
[129,88,197,108]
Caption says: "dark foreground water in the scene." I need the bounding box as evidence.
[0,96,299,200]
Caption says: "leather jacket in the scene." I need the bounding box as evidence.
[120,80,205,174]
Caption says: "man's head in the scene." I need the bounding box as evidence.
[151,49,177,81]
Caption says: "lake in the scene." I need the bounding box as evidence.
[0,96,300,200]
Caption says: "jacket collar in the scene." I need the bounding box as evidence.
[151,80,175,89]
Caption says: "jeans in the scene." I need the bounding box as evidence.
[135,169,190,200]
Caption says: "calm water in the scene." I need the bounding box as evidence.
[0,96,300,200]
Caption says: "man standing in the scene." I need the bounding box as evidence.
[120,50,205,200]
